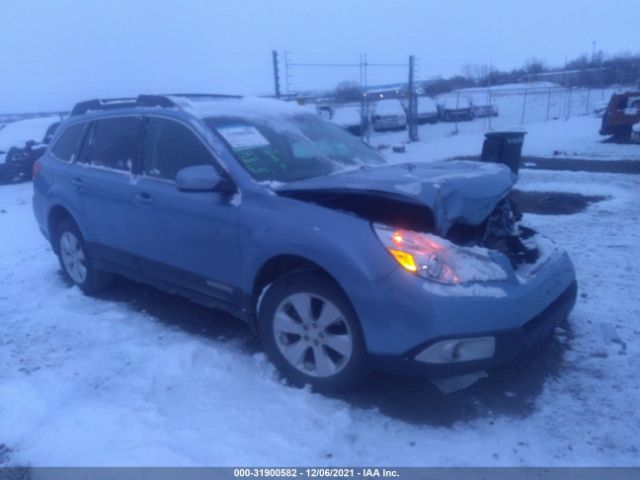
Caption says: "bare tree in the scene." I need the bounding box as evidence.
[523,58,546,75]
[334,81,362,103]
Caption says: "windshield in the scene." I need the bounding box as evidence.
[206,114,386,183]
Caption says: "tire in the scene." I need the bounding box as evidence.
[55,218,113,294]
[258,271,368,392]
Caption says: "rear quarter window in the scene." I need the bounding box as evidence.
[51,122,87,162]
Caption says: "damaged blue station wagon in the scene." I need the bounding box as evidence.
[32,95,577,391]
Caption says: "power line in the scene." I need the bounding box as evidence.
[287,63,360,68]
[367,63,406,67]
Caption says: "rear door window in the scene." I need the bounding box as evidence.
[85,116,142,171]
[141,117,215,181]
[51,122,87,162]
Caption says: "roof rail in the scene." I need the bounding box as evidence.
[163,93,242,100]
[70,95,178,116]
[70,93,242,117]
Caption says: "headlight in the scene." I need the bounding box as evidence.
[373,223,508,285]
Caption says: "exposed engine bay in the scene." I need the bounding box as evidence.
[279,189,540,269]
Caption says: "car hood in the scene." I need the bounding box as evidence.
[278,160,516,235]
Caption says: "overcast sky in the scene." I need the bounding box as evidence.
[1,0,637,113]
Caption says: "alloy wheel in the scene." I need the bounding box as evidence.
[60,231,87,284]
[272,292,353,378]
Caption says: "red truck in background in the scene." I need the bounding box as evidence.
[600,91,640,141]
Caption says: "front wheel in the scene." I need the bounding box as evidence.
[258,271,368,392]
[55,219,113,294]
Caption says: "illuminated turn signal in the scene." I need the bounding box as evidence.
[388,248,417,272]
[392,232,403,244]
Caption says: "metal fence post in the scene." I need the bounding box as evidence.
[546,87,552,121]
[361,53,370,144]
[585,87,591,115]
[361,93,370,145]
[566,88,572,119]
[407,55,418,141]
[487,89,492,131]
[454,92,460,134]
[520,88,528,124]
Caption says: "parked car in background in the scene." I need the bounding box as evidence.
[472,103,499,118]
[600,91,640,141]
[631,122,640,144]
[371,99,407,131]
[0,115,61,183]
[415,96,439,124]
[331,105,364,136]
[316,105,333,120]
[33,94,577,392]
[437,95,474,122]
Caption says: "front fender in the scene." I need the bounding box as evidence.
[240,193,398,318]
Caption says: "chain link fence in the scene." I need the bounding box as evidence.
[427,84,636,137]
[276,52,639,142]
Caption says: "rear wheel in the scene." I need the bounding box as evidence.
[55,218,113,294]
[258,271,368,392]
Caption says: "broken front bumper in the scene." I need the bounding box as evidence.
[349,247,577,379]
[368,280,576,378]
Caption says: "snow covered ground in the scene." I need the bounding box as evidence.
[1,114,639,467]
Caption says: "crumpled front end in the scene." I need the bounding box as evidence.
[280,160,517,236]
[354,196,577,377]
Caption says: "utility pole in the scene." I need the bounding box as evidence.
[407,55,418,141]
[272,50,281,98]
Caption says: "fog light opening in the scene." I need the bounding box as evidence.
[415,337,495,364]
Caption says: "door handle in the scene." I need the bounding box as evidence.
[71,177,83,187]
[135,192,154,206]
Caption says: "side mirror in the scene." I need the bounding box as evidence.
[176,165,235,193]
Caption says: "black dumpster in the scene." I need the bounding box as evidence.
[481,131,526,175]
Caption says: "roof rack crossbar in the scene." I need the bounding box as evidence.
[70,95,179,116]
